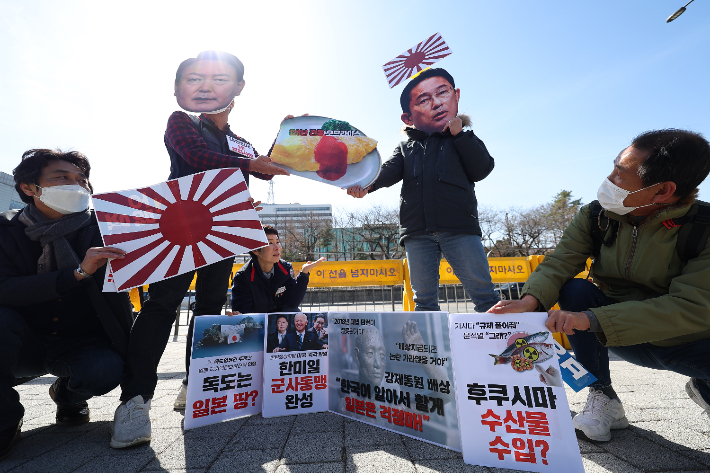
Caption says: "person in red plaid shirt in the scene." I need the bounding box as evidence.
[111,50,290,449]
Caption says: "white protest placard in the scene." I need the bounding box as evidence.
[328,312,460,451]
[262,312,329,417]
[184,314,265,430]
[449,313,583,472]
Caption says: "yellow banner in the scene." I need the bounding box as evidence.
[439,257,531,284]
[296,260,404,287]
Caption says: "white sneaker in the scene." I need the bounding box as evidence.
[685,378,710,417]
[174,383,188,410]
[573,388,629,441]
[110,395,151,449]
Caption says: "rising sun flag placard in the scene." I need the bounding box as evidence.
[382,32,452,89]
[93,168,268,292]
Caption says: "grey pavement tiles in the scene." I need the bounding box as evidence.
[3,337,709,472]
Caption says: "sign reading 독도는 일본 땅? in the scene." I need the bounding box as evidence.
[328,312,461,451]
[449,313,584,472]
[184,314,265,430]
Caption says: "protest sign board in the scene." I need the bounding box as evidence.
[93,168,267,291]
[269,116,381,188]
[184,314,265,430]
[262,312,330,417]
[449,313,584,472]
[328,312,460,451]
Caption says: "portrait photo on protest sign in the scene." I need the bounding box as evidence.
[184,314,265,430]
[174,50,245,114]
[270,116,381,188]
[328,312,460,451]
[262,312,329,417]
[449,313,584,473]
[93,168,268,291]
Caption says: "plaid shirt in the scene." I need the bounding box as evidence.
[164,111,272,181]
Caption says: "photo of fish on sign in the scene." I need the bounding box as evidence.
[490,331,560,386]
[269,116,381,188]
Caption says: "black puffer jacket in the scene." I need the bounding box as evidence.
[0,210,133,356]
[368,126,495,244]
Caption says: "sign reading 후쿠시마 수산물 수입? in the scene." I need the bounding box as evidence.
[261,312,330,417]
[328,311,461,451]
[449,313,584,472]
[184,314,265,430]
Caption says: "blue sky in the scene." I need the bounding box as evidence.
[1,0,709,214]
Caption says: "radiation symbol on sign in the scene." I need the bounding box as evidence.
[523,346,539,361]
[514,338,528,348]
[513,358,525,369]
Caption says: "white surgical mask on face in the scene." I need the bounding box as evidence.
[37,185,91,214]
[596,178,659,216]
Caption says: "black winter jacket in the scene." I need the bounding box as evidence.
[0,210,133,356]
[230,258,309,313]
[369,127,494,244]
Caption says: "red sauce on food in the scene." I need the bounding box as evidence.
[314,136,348,181]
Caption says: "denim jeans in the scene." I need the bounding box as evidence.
[404,232,499,312]
[0,307,125,431]
[120,258,233,401]
[559,278,710,404]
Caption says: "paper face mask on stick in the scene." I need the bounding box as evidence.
[92,168,268,292]
[174,51,245,114]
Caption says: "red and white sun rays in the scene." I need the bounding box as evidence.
[382,32,452,89]
[93,168,267,291]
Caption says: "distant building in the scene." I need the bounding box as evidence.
[0,172,25,211]
[258,203,332,229]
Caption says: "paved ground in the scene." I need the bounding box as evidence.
[3,336,709,473]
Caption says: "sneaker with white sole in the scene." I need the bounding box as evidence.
[173,383,187,410]
[573,388,629,441]
[685,378,710,417]
[110,395,151,449]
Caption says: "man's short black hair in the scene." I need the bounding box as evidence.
[175,50,245,85]
[249,224,279,258]
[400,68,456,114]
[276,314,289,324]
[631,129,710,198]
[13,149,93,205]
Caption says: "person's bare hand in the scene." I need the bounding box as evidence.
[248,197,263,212]
[322,343,328,349]
[280,113,309,125]
[272,347,283,353]
[79,247,126,279]
[249,156,290,176]
[347,185,369,198]
[545,310,590,335]
[402,321,425,346]
[487,295,539,314]
[301,257,326,274]
[225,310,241,316]
[443,117,463,136]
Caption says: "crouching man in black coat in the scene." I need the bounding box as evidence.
[0,149,132,461]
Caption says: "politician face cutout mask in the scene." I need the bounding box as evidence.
[174,51,245,114]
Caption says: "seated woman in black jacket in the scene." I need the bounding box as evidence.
[230,225,324,314]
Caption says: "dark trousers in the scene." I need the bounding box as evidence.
[559,278,710,404]
[120,258,233,401]
[0,307,124,431]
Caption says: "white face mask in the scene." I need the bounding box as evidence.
[37,185,91,214]
[596,178,659,216]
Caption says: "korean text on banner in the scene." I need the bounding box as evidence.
[449,313,584,472]
[262,312,329,417]
[184,314,265,430]
[328,312,461,451]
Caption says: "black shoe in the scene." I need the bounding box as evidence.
[0,419,22,461]
[49,378,90,426]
